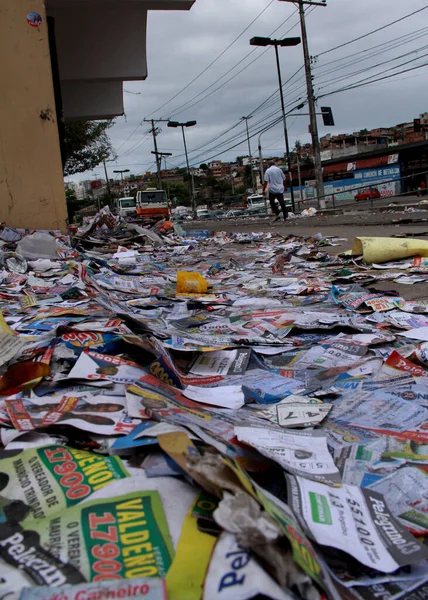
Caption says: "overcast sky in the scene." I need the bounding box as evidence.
[71,0,428,183]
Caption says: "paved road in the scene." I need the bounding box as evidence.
[183,220,428,302]
[186,212,428,232]
[301,193,423,211]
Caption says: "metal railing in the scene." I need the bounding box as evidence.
[291,167,428,213]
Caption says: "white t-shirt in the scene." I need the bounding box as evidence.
[264,166,285,194]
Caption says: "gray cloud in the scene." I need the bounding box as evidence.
[71,0,428,182]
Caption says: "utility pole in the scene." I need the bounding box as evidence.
[102,159,111,199]
[250,36,300,212]
[296,154,303,210]
[230,164,235,194]
[279,0,327,208]
[241,116,256,192]
[144,118,169,190]
[163,156,171,214]
[150,150,172,194]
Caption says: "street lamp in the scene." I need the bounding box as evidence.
[168,120,197,216]
[113,169,130,194]
[250,36,301,212]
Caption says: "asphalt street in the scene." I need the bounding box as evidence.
[184,212,428,301]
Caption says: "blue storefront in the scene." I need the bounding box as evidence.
[289,164,402,203]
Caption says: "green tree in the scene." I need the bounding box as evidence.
[64,120,116,176]
[65,187,77,207]
[65,188,94,222]
[235,184,247,195]
[293,140,302,153]
[243,165,253,187]
[168,182,191,205]
[200,163,209,171]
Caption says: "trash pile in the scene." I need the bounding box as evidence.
[0,215,428,600]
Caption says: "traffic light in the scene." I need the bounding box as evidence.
[321,107,335,127]
[414,118,421,132]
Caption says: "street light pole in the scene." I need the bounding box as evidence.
[250,36,301,213]
[241,116,256,192]
[168,120,197,217]
[273,43,296,213]
[278,0,328,208]
[181,126,193,193]
[258,117,283,214]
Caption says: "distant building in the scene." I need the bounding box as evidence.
[65,180,92,200]
[241,156,259,167]
[208,161,224,178]
[161,169,185,184]
[319,115,428,162]
[189,167,206,178]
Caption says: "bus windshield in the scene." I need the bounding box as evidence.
[138,191,167,205]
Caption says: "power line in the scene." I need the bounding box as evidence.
[318,49,428,96]
[145,0,277,118]
[249,66,305,116]
[154,65,428,172]
[188,96,306,166]
[118,132,152,158]
[117,7,428,171]
[237,20,428,139]
[250,19,428,126]
[315,26,428,72]
[317,5,428,57]
[314,43,428,89]
[186,49,428,167]
[168,7,317,133]
[167,8,301,118]
[117,6,311,158]
[115,4,292,155]
[149,24,424,167]
[188,114,288,167]
[317,57,428,100]
[170,82,308,168]
[140,36,308,167]
[114,120,146,153]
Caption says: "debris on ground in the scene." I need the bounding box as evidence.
[0,216,427,600]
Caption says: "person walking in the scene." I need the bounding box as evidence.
[262,161,288,221]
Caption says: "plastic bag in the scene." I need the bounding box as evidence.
[16,232,57,259]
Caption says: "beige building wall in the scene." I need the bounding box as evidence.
[0,0,68,231]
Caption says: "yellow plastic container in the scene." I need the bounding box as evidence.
[176,271,211,294]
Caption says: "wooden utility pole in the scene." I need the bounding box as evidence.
[102,159,111,197]
[241,116,256,192]
[279,0,327,208]
[144,118,169,189]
